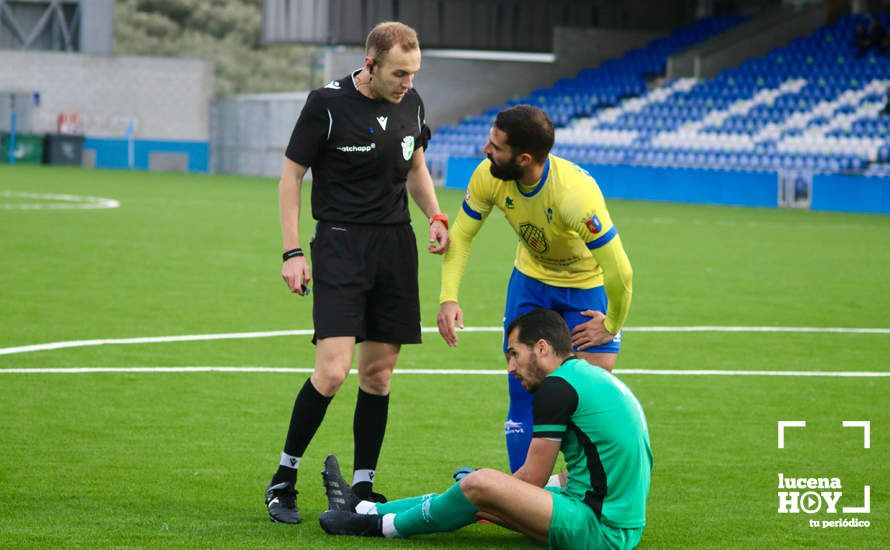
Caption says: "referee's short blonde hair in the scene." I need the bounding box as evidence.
[365,22,419,63]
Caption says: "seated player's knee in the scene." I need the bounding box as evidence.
[458,469,498,505]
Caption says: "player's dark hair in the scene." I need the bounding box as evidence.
[365,21,419,63]
[494,105,555,163]
[507,308,573,356]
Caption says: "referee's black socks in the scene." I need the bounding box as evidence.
[273,378,333,486]
[352,388,389,499]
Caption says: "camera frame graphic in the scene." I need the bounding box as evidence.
[776,420,871,515]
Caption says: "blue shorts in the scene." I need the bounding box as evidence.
[502,268,622,354]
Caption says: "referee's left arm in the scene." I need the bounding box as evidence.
[406,148,450,254]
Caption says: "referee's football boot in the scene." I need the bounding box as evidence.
[264,480,301,524]
[322,455,360,512]
[356,487,389,503]
[319,510,384,537]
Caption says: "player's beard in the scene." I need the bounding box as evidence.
[523,354,549,392]
[487,153,524,181]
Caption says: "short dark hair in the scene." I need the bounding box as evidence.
[365,21,419,63]
[493,105,555,163]
[506,308,573,356]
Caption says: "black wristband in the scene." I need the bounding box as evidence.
[282,248,304,262]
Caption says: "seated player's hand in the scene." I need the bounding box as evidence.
[452,466,477,483]
[571,310,615,350]
[437,301,464,347]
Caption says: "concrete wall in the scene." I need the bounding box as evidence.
[211,93,309,177]
[0,50,213,140]
[80,0,115,55]
[668,4,830,79]
[553,27,664,80]
[597,0,698,30]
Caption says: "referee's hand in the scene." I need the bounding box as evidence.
[437,301,464,347]
[282,256,312,296]
[428,220,450,254]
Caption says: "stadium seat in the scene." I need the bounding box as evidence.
[428,13,890,177]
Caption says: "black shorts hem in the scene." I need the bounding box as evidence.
[312,332,422,346]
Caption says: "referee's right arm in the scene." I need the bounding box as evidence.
[279,158,311,295]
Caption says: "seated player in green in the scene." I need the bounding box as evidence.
[319,308,653,549]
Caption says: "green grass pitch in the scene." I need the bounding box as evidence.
[1,164,888,548]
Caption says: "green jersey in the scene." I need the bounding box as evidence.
[533,357,653,529]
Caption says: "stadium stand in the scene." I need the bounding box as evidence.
[428,14,890,181]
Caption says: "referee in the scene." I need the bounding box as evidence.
[265,21,450,524]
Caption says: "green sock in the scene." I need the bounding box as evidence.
[375,494,431,514]
[392,483,478,538]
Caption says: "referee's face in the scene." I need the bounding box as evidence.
[370,45,421,104]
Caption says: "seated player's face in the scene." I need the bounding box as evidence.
[483,127,524,181]
[505,330,548,392]
[370,45,421,104]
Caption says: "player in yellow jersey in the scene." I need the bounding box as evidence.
[437,105,633,472]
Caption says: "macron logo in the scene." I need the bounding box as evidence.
[324,81,341,90]
[376,116,388,130]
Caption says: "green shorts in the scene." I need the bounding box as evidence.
[546,488,643,550]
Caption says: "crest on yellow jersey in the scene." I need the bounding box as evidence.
[519,222,549,254]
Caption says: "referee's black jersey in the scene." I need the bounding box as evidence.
[285,70,431,225]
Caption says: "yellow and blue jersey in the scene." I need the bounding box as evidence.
[460,154,616,289]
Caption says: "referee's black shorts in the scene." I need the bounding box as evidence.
[310,221,421,345]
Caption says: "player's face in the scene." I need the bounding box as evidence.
[483,127,524,181]
[368,45,421,104]
[506,330,549,392]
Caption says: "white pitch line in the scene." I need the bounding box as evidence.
[1,366,888,377]
[0,330,315,356]
[629,326,890,333]
[1,325,888,357]
[0,325,887,356]
[0,191,120,210]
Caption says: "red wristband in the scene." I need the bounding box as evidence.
[430,213,449,229]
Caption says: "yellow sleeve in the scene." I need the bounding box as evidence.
[439,162,494,303]
[559,176,614,239]
[590,235,633,334]
[439,210,484,303]
[559,176,631,333]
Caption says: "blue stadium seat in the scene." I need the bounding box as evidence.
[428,13,890,177]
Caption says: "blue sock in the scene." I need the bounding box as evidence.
[505,374,535,472]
